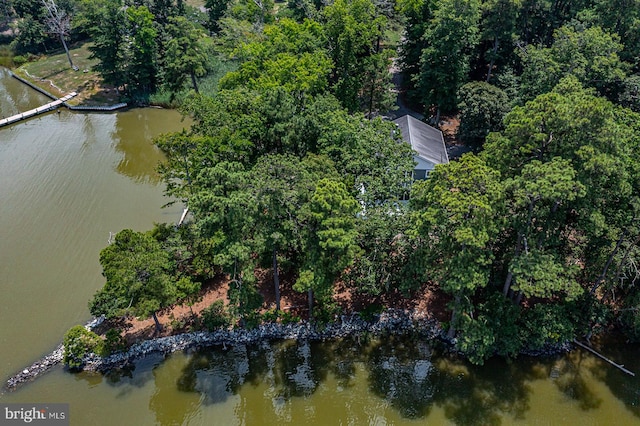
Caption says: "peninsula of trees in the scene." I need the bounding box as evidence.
[4,0,639,365]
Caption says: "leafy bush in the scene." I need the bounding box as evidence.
[103,328,127,355]
[201,300,231,331]
[457,81,510,146]
[313,301,341,325]
[261,308,279,323]
[359,303,384,322]
[456,294,522,365]
[519,303,576,350]
[280,310,301,325]
[63,325,104,369]
[261,308,301,325]
[12,55,27,66]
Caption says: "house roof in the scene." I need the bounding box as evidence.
[393,115,449,165]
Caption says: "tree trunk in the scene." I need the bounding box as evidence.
[308,288,314,320]
[503,271,514,297]
[447,294,461,339]
[515,290,524,305]
[60,34,74,69]
[590,229,627,294]
[486,36,499,83]
[503,232,523,297]
[190,71,199,94]
[152,312,162,334]
[273,247,281,311]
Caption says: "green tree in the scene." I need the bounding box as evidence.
[416,0,481,122]
[619,75,640,112]
[479,0,520,82]
[228,0,275,26]
[205,0,231,33]
[10,14,47,54]
[457,81,510,146]
[347,205,411,296]
[581,0,640,69]
[88,0,128,89]
[90,229,196,333]
[250,154,334,311]
[501,158,585,301]
[360,49,397,117]
[322,0,388,112]
[410,154,504,337]
[189,161,263,321]
[295,179,360,317]
[317,113,415,207]
[396,0,436,102]
[456,294,521,364]
[126,5,158,94]
[484,78,640,336]
[163,16,209,95]
[219,19,332,99]
[518,24,628,102]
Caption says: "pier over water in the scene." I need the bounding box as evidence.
[0,92,77,128]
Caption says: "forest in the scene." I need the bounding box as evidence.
[3,0,639,364]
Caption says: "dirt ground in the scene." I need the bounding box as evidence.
[118,270,451,345]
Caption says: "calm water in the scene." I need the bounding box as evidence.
[1,68,640,425]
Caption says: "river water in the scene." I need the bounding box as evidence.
[1,68,639,425]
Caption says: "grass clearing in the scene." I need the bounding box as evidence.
[15,42,119,106]
[185,0,206,8]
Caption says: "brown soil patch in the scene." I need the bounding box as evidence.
[117,270,450,345]
[439,115,460,145]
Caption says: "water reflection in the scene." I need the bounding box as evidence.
[67,332,640,424]
[150,354,202,426]
[167,336,537,422]
[434,357,536,425]
[367,335,434,418]
[111,109,190,184]
[580,336,640,418]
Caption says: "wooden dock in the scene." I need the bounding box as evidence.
[0,92,77,128]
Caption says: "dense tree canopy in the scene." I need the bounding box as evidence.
[72,0,640,364]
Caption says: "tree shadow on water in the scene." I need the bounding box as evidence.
[431,355,537,425]
[366,334,436,419]
[366,335,540,424]
[173,344,266,405]
[170,337,369,408]
[577,335,640,418]
[75,353,166,400]
[554,350,603,411]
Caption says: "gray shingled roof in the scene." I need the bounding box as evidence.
[393,115,449,165]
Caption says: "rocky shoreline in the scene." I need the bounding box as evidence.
[5,309,442,391]
[5,308,573,391]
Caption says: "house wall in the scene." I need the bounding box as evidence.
[413,155,436,180]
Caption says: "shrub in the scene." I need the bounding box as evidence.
[63,325,104,369]
[359,303,384,322]
[280,310,301,325]
[261,308,301,325]
[262,308,279,323]
[103,328,126,355]
[201,300,231,331]
[519,303,576,350]
[12,55,27,66]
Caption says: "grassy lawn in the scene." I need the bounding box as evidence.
[185,0,206,8]
[15,42,119,106]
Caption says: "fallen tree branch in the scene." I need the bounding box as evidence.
[573,339,635,377]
